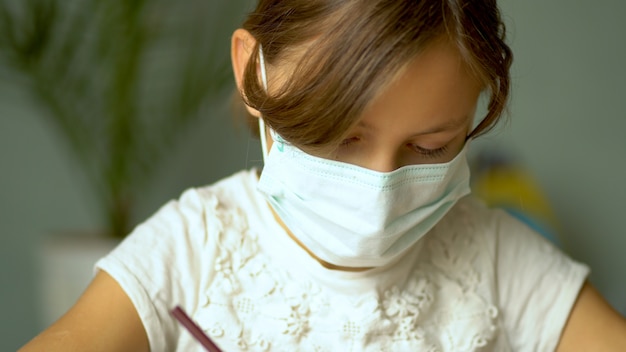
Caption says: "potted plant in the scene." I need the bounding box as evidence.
[0,0,249,326]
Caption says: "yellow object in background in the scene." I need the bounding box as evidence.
[471,152,563,248]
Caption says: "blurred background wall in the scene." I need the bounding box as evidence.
[487,0,626,313]
[1,0,625,350]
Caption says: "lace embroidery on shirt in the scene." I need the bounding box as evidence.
[195,194,499,351]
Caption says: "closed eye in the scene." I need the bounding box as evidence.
[339,136,361,148]
[409,144,448,159]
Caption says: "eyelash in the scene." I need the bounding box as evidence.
[339,138,448,159]
[339,137,360,147]
[409,144,448,159]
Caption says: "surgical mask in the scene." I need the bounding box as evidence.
[256,47,471,268]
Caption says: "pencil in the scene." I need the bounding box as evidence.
[170,305,223,352]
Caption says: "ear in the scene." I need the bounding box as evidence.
[231,28,261,118]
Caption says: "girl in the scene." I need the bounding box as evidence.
[21,0,626,351]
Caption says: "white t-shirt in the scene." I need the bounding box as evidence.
[95,169,588,352]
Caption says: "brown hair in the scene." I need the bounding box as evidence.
[239,0,512,150]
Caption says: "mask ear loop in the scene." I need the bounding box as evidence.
[258,44,270,163]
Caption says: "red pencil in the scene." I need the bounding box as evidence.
[170,306,223,352]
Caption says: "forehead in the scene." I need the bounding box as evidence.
[358,39,483,134]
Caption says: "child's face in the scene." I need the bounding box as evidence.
[255,35,484,172]
[323,38,483,172]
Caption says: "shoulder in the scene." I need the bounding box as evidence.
[108,168,261,273]
[416,195,501,289]
[138,169,259,240]
[427,195,501,256]
[435,195,590,351]
[419,195,590,350]
[94,169,261,350]
[433,195,500,236]
[179,168,259,215]
[435,194,563,258]
[194,168,259,201]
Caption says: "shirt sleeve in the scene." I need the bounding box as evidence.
[493,208,590,352]
[94,188,219,352]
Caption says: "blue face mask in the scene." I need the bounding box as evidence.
[256,47,471,268]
